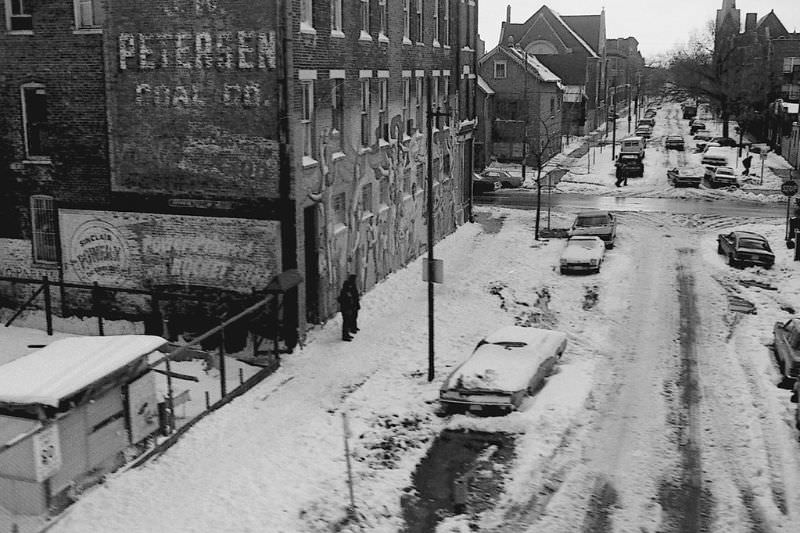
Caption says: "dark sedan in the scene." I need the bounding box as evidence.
[717,231,775,268]
[665,135,685,151]
[710,136,738,147]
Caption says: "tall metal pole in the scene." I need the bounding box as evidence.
[522,52,528,182]
[426,76,435,382]
[611,82,617,160]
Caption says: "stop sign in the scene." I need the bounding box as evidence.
[781,180,799,197]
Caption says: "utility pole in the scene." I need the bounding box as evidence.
[522,51,528,182]
[611,79,617,160]
[425,76,449,382]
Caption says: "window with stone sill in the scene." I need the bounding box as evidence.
[403,0,410,40]
[301,81,314,158]
[378,0,388,39]
[333,192,346,226]
[21,83,49,160]
[361,0,370,35]
[402,78,411,136]
[330,0,342,32]
[74,0,104,31]
[360,79,371,147]
[7,0,32,31]
[378,78,388,142]
[415,0,423,43]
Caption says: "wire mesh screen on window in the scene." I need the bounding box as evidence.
[31,195,58,262]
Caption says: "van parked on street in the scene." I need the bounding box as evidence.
[620,136,646,159]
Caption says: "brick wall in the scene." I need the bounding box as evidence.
[0,0,110,234]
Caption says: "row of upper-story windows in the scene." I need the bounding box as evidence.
[303,0,467,48]
[298,69,463,166]
[4,0,103,34]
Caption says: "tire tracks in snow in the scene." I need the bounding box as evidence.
[658,248,711,532]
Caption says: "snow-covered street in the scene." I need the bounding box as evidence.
[4,103,800,533]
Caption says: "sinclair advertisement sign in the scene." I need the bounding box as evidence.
[106,0,280,198]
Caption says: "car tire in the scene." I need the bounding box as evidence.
[728,254,737,267]
[717,242,724,254]
[560,267,567,275]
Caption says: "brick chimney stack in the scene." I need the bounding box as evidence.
[745,13,757,33]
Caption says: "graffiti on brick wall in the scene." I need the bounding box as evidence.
[308,115,463,316]
[60,210,281,292]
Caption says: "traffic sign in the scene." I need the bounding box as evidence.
[781,180,798,197]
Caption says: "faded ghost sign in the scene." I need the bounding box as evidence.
[107,0,280,198]
[60,210,282,291]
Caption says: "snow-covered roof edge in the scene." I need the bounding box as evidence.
[0,335,167,407]
[549,9,600,58]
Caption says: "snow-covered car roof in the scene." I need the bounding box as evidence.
[442,326,567,393]
[0,335,167,407]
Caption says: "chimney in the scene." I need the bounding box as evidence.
[745,13,757,32]
[507,5,511,23]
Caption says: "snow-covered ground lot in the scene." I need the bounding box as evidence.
[3,102,800,532]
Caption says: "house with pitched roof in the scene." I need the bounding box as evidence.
[478,45,564,167]
[496,5,606,136]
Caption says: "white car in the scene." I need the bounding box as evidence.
[439,326,567,413]
[560,236,606,274]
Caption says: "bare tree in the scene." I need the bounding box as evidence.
[667,20,770,138]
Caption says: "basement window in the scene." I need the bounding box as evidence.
[30,195,59,264]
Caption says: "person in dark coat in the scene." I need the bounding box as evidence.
[347,274,361,333]
[338,275,359,341]
[742,154,753,176]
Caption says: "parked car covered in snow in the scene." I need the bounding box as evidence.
[634,125,652,139]
[439,326,567,413]
[773,318,800,381]
[667,167,702,188]
[559,236,606,274]
[717,231,774,268]
[693,131,715,151]
[704,165,738,188]
[569,210,617,248]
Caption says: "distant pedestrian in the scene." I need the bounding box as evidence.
[346,274,361,333]
[742,154,753,176]
[337,275,360,341]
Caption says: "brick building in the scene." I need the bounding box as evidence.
[0,1,478,342]
[715,1,800,153]
[605,37,644,125]
[497,5,606,136]
[478,45,563,165]
[292,0,478,324]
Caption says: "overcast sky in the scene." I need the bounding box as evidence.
[479,0,800,60]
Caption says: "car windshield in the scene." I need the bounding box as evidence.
[575,216,610,226]
[738,238,769,250]
[716,168,734,175]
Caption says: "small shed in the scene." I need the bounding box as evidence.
[0,335,166,515]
